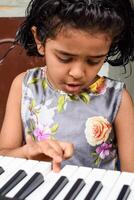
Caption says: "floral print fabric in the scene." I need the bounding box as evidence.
[21,67,125,170]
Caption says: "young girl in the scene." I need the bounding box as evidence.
[0,0,134,173]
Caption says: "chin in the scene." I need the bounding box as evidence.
[66,90,82,95]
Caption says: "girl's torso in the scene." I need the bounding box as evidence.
[21,67,125,170]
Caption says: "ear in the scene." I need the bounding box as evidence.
[31,26,45,56]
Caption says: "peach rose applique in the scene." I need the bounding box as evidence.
[85,116,112,146]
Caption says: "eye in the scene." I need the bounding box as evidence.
[87,59,101,66]
[56,55,73,63]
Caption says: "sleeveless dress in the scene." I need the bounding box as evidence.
[21,67,125,170]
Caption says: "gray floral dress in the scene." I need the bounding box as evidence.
[21,67,125,170]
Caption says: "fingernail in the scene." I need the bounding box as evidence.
[54,167,60,173]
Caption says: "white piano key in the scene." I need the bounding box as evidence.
[85,168,106,184]
[3,157,26,172]
[0,157,25,171]
[0,166,4,175]
[84,181,103,200]
[43,176,69,200]
[47,164,79,181]
[0,155,4,161]
[75,168,106,200]
[116,185,131,200]
[0,157,133,200]
[0,156,16,169]
[95,170,121,200]
[0,158,27,188]
[14,172,44,199]
[6,160,51,198]
[70,166,92,181]
[54,166,92,200]
[26,165,79,200]
[30,161,51,176]
[25,172,59,200]
[0,170,27,196]
[108,172,134,200]
[63,178,86,200]
[127,181,134,200]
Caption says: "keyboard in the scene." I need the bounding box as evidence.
[0,156,133,200]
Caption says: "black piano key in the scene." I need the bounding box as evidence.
[14,172,44,199]
[0,166,5,175]
[63,178,86,200]
[0,170,27,196]
[43,176,69,200]
[0,196,19,200]
[117,185,131,200]
[84,181,103,200]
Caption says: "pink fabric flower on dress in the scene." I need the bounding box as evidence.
[96,142,112,159]
[33,128,50,141]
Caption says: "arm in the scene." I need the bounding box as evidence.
[0,74,74,171]
[0,73,24,151]
[114,88,134,172]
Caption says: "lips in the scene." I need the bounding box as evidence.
[67,83,81,87]
[64,83,82,93]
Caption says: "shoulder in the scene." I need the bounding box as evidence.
[114,87,134,126]
[11,67,44,88]
[117,88,134,114]
[96,76,126,122]
[9,67,43,96]
[10,72,26,92]
[6,72,26,105]
[104,76,125,89]
[22,67,45,84]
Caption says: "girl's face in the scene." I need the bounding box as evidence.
[39,27,112,94]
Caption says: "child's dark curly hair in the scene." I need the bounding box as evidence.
[16,0,134,66]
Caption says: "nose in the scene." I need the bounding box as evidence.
[68,63,85,79]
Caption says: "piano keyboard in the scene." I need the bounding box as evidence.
[0,156,134,200]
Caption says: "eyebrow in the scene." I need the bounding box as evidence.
[55,49,108,58]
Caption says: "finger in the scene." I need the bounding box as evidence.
[38,139,63,160]
[38,140,64,162]
[46,139,63,157]
[42,146,62,163]
[25,134,42,157]
[52,161,61,172]
[59,142,74,159]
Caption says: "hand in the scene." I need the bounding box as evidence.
[25,135,74,172]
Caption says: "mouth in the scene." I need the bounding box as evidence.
[64,83,83,94]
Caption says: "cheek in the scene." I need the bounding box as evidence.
[46,60,69,78]
[94,62,106,74]
[45,55,56,67]
[47,66,66,82]
[45,54,65,72]
[86,66,101,78]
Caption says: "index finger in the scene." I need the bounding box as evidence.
[52,161,61,172]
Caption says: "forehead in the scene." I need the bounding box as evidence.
[47,26,112,56]
[61,26,112,41]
